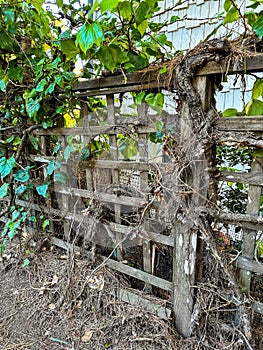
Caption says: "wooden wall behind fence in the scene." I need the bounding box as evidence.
[1,54,263,336]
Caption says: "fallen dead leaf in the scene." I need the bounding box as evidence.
[81,330,93,343]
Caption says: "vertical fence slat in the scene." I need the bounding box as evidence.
[138,102,152,292]
[239,157,263,292]
[107,94,122,259]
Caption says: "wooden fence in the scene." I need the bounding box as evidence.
[1,53,263,337]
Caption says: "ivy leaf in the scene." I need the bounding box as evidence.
[47,160,61,176]
[0,156,16,178]
[252,79,263,99]
[135,91,145,105]
[36,182,50,198]
[3,9,15,24]
[253,14,263,39]
[13,167,31,182]
[42,219,50,229]
[224,6,239,24]
[26,99,40,120]
[222,108,238,117]
[60,39,78,59]
[245,99,263,116]
[42,119,53,129]
[100,0,119,12]
[64,144,75,162]
[54,171,68,184]
[36,78,47,92]
[145,92,164,114]
[29,135,39,150]
[0,79,6,92]
[23,258,30,267]
[76,23,104,54]
[0,183,9,198]
[15,184,31,196]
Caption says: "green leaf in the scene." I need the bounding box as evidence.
[60,39,78,60]
[126,52,148,72]
[252,79,263,99]
[145,92,164,114]
[137,20,148,36]
[100,0,119,12]
[13,167,31,182]
[224,6,239,24]
[0,79,6,92]
[251,149,263,158]
[56,0,63,6]
[222,108,238,117]
[52,143,61,155]
[155,120,164,131]
[42,219,50,229]
[47,160,61,175]
[29,135,39,150]
[42,119,53,129]
[64,143,75,162]
[0,29,15,51]
[36,78,47,92]
[224,0,232,11]
[118,1,132,19]
[76,23,104,54]
[253,14,263,39]
[8,61,23,82]
[36,182,50,198]
[15,184,31,196]
[54,171,68,184]
[97,45,128,72]
[0,183,9,198]
[245,99,263,116]
[135,91,145,105]
[0,156,16,178]
[159,66,167,74]
[87,0,99,20]
[23,258,30,267]
[3,9,15,24]
[134,1,150,25]
[26,99,40,120]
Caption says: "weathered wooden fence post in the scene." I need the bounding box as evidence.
[173,75,213,337]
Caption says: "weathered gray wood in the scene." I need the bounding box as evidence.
[217,132,263,148]
[51,236,172,291]
[239,158,263,293]
[216,212,263,231]
[252,301,263,315]
[54,185,146,207]
[235,256,263,275]
[219,171,263,186]
[116,288,172,318]
[196,54,263,76]
[34,125,157,136]
[216,117,263,132]
[173,223,197,337]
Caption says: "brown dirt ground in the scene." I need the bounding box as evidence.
[0,238,262,350]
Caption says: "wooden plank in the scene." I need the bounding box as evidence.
[104,256,172,291]
[34,125,157,136]
[217,132,263,148]
[196,54,263,76]
[240,158,263,293]
[216,212,263,231]
[219,171,263,186]
[74,81,165,96]
[235,256,263,275]
[216,117,263,132]
[51,237,172,291]
[116,288,172,318]
[54,185,147,207]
